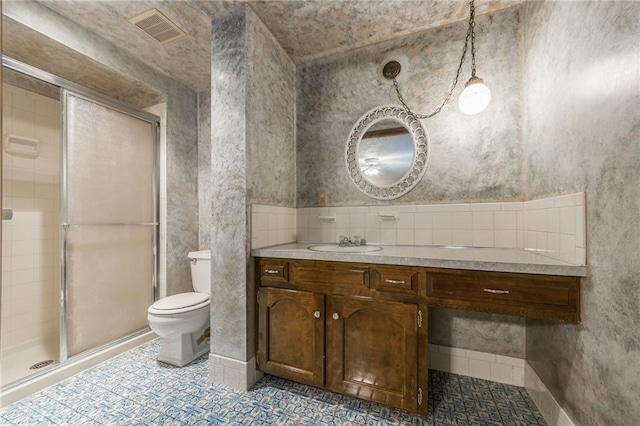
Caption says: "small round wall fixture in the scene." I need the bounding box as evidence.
[345,105,430,200]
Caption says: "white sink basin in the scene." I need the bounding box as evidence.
[307,244,383,253]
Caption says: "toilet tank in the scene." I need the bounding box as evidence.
[187,250,211,294]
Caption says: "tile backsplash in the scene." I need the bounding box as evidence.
[522,193,586,265]
[251,192,586,266]
[251,205,296,249]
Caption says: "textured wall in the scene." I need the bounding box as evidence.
[200,15,295,249]
[209,6,295,361]
[297,6,525,357]
[4,1,199,297]
[246,9,296,206]
[523,2,640,424]
[198,91,212,249]
[296,6,523,208]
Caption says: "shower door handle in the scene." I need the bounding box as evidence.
[61,222,158,229]
[2,209,12,221]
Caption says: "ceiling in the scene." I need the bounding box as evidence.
[36,0,522,93]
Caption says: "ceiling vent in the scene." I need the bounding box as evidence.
[129,9,186,44]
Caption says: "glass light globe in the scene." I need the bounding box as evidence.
[458,76,491,115]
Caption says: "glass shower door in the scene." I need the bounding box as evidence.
[62,90,158,359]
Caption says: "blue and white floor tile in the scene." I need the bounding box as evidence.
[0,340,546,425]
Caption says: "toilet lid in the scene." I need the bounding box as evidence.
[151,292,210,311]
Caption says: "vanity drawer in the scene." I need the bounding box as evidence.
[291,261,370,291]
[259,260,289,283]
[371,266,421,295]
[425,269,580,322]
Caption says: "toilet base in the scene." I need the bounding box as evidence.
[156,323,210,367]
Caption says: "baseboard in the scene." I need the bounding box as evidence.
[428,344,525,386]
[208,353,258,391]
[525,362,575,426]
[429,344,575,424]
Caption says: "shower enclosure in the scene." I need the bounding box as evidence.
[1,57,159,389]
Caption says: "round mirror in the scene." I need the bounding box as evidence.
[345,105,430,200]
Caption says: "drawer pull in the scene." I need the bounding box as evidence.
[264,269,280,274]
[483,288,510,295]
[385,279,406,285]
[314,311,321,319]
[332,313,340,320]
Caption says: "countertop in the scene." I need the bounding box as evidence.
[251,243,587,277]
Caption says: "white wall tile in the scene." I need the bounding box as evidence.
[494,230,518,248]
[380,229,397,245]
[470,202,501,211]
[547,209,560,233]
[472,211,494,230]
[439,346,467,357]
[490,363,514,384]
[554,194,574,208]
[432,212,452,230]
[495,354,525,367]
[494,211,517,230]
[364,214,379,229]
[397,212,414,230]
[575,206,586,247]
[473,230,494,247]
[451,212,473,230]
[559,207,575,234]
[397,229,415,245]
[348,207,368,214]
[469,359,492,380]
[513,367,525,387]
[500,202,524,211]
[414,229,433,245]
[364,229,380,244]
[414,212,433,229]
[466,349,496,362]
[432,230,452,246]
[348,213,364,229]
[452,230,473,246]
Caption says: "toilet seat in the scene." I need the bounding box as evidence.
[148,292,210,315]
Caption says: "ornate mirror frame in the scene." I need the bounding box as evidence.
[345,105,430,200]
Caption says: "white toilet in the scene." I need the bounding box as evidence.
[147,249,211,367]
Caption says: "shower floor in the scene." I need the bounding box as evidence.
[0,337,59,387]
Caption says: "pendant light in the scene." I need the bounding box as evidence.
[382,0,490,118]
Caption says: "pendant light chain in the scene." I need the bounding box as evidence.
[392,0,477,120]
[470,0,477,78]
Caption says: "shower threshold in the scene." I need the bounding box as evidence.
[0,329,155,408]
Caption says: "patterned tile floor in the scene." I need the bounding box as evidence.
[0,340,546,425]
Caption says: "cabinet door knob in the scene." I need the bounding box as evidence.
[314,311,321,318]
[332,313,340,320]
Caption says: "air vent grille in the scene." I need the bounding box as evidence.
[129,9,186,44]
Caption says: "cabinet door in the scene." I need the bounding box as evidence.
[327,296,421,412]
[257,288,324,387]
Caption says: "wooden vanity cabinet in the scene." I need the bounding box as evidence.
[257,287,324,387]
[257,259,427,414]
[424,268,581,323]
[256,257,581,415]
[327,296,425,413]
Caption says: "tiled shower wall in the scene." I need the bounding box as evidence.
[1,83,60,350]
[251,192,586,266]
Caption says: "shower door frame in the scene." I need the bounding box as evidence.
[1,56,160,373]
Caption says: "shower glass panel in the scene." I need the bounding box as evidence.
[62,91,157,358]
[1,70,62,386]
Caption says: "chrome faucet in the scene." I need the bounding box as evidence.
[338,235,364,247]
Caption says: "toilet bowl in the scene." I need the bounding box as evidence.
[147,250,211,367]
